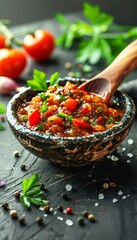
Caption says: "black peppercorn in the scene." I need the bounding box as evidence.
[83,210,89,218]
[20,164,27,171]
[2,201,9,210]
[18,216,25,225]
[13,150,21,158]
[36,216,43,225]
[57,205,64,212]
[61,193,68,200]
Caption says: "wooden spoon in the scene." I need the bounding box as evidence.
[79,40,137,102]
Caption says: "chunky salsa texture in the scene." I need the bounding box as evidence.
[18,81,124,137]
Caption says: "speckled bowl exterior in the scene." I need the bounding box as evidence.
[7,78,136,167]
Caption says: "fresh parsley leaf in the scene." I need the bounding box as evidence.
[0,103,5,114]
[50,72,60,86]
[27,69,61,91]
[20,174,49,208]
[27,69,48,91]
[55,13,70,27]
[40,101,48,113]
[56,2,137,65]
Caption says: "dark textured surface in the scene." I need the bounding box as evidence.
[1,17,137,240]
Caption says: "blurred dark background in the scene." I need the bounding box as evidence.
[0,0,137,26]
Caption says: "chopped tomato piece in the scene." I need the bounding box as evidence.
[64,98,78,112]
[72,118,92,129]
[48,115,63,125]
[97,116,105,125]
[28,109,41,126]
[81,103,92,115]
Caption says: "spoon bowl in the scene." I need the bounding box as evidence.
[79,40,137,102]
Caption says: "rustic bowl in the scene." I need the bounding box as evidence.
[6,78,136,167]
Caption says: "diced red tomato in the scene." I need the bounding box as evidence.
[48,115,63,125]
[97,116,105,125]
[72,118,92,129]
[64,98,78,112]
[28,109,41,126]
[81,103,92,115]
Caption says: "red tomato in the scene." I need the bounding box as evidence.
[72,118,92,129]
[29,109,41,126]
[48,115,63,125]
[64,98,78,112]
[23,30,55,61]
[0,35,6,49]
[0,48,27,79]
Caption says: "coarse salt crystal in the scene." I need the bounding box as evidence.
[112,198,118,203]
[43,214,48,217]
[127,160,131,163]
[57,216,64,221]
[95,202,99,207]
[66,219,73,226]
[127,153,133,158]
[98,193,104,200]
[107,155,111,159]
[39,206,44,211]
[127,139,134,145]
[122,196,126,199]
[118,190,123,196]
[111,155,119,161]
[65,184,72,192]
[122,147,126,151]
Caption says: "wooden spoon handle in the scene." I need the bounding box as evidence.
[91,40,137,97]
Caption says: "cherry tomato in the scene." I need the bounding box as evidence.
[23,29,55,61]
[0,48,27,79]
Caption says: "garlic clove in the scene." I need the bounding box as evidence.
[0,76,19,95]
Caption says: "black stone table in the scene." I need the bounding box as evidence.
[1,16,137,240]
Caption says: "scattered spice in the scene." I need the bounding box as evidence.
[61,193,68,200]
[66,207,73,214]
[65,219,73,226]
[103,182,109,189]
[20,164,27,171]
[88,214,95,222]
[36,216,43,225]
[83,210,89,218]
[2,201,9,210]
[43,205,50,213]
[110,182,117,188]
[65,184,72,192]
[57,216,64,221]
[18,216,26,225]
[0,179,6,187]
[9,210,18,219]
[57,205,64,212]
[127,139,134,145]
[14,191,20,199]
[77,216,84,225]
[13,150,21,158]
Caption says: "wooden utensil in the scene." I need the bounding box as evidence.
[79,40,137,102]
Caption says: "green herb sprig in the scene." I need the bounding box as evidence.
[0,103,6,131]
[56,2,137,65]
[20,174,49,208]
[27,69,60,91]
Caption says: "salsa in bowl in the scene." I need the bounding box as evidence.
[7,78,136,167]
